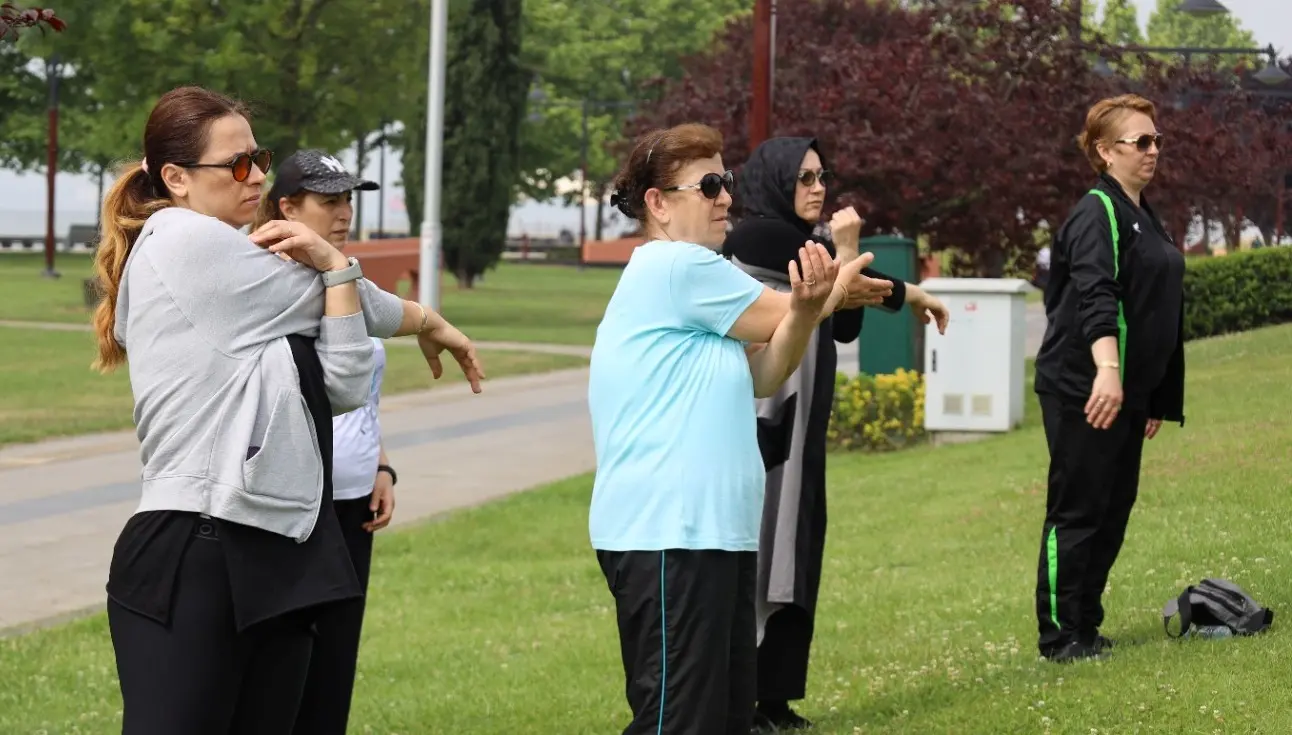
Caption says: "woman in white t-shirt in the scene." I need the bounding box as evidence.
[253,149,395,735]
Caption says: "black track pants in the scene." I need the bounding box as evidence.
[596,549,758,735]
[1035,393,1147,655]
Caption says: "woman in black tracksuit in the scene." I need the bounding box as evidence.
[1034,93,1186,663]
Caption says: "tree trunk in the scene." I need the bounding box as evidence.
[455,266,476,288]
[977,247,1006,278]
[95,165,105,231]
[594,182,607,241]
[353,134,368,239]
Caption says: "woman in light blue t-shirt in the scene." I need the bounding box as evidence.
[587,123,890,735]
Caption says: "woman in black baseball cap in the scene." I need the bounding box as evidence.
[254,148,379,245]
[256,149,394,735]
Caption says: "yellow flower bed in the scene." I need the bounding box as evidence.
[826,368,925,452]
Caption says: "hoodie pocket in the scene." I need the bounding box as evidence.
[242,387,322,508]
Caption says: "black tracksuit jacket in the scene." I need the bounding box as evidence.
[1034,173,1186,424]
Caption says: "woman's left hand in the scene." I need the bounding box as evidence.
[789,242,838,314]
[908,286,950,335]
[1145,418,1163,440]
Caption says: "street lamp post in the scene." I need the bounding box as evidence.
[43,53,63,280]
[378,124,387,237]
[420,0,448,311]
[750,0,774,152]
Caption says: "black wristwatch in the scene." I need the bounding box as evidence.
[376,464,397,486]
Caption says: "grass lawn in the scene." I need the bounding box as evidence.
[1,323,1290,733]
[0,253,621,345]
[0,327,586,447]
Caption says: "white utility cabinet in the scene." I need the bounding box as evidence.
[920,278,1032,434]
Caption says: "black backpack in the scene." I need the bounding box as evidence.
[1162,578,1274,638]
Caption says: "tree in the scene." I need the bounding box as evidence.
[630,0,1291,272]
[1,0,419,176]
[634,0,1112,274]
[1099,0,1143,46]
[518,0,747,240]
[1145,0,1259,71]
[1146,0,1255,48]
[0,2,64,40]
[438,0,527,286]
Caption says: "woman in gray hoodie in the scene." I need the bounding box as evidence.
[93,85,482,734]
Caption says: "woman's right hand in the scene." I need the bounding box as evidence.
[249,220,348,273]
[789,242,838,315]
[835,252,893,308]
[1085,366,1124,429]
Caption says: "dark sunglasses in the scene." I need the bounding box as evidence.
[176,149,274,182]
[1114,134,1163,152]
[797,169,833,187]
[662,170,735,200]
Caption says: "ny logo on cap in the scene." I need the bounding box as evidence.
[320,155,347,174]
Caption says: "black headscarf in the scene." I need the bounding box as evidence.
[723,136,830,273]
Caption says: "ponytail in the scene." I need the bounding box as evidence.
[91,163,169,373]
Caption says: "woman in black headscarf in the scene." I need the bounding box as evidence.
[725,136,949,731]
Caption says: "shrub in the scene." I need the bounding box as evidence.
[1184,247,1292,341]
[827,368,925,452]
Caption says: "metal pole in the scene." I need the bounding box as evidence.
[769,0,777,124]
[419,0,447,311]
[579,99,588,270]
[354,136,366,240]
[43,54,61,279]
[750,0,771,151]
[378,127,386,237]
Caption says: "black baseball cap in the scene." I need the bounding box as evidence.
[267,149,379,201]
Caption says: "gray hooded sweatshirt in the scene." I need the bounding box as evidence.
[114,207,405,542]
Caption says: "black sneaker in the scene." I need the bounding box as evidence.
[1048,640,1103,663]
[1093,634,1115,652]
[752,711,780,734]
[756,702,813,730]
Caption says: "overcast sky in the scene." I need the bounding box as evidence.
[2,0,1288,239]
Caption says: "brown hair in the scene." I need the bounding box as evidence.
[1078,94,1157,173]
[252,191,305,231]
[92,86,250,373]
[610,123,724,221]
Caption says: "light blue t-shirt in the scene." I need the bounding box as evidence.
[587,240,768,552]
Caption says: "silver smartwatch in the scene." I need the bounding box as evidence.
[321,257,363,288]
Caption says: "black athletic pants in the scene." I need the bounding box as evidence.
[596,549,758,735]
[1035,393,1147,655]
[108,525,315,735]
[292,495,376,735]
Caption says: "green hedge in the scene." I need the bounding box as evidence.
[1185,247,1292,340]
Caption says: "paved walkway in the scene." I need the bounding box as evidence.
[0,319,595,358]
[0,367,596,635]
[0,304,1045,635]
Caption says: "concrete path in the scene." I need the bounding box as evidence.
[0,367,596,636]
[0,319,596,358]
[0,303,1045,635]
